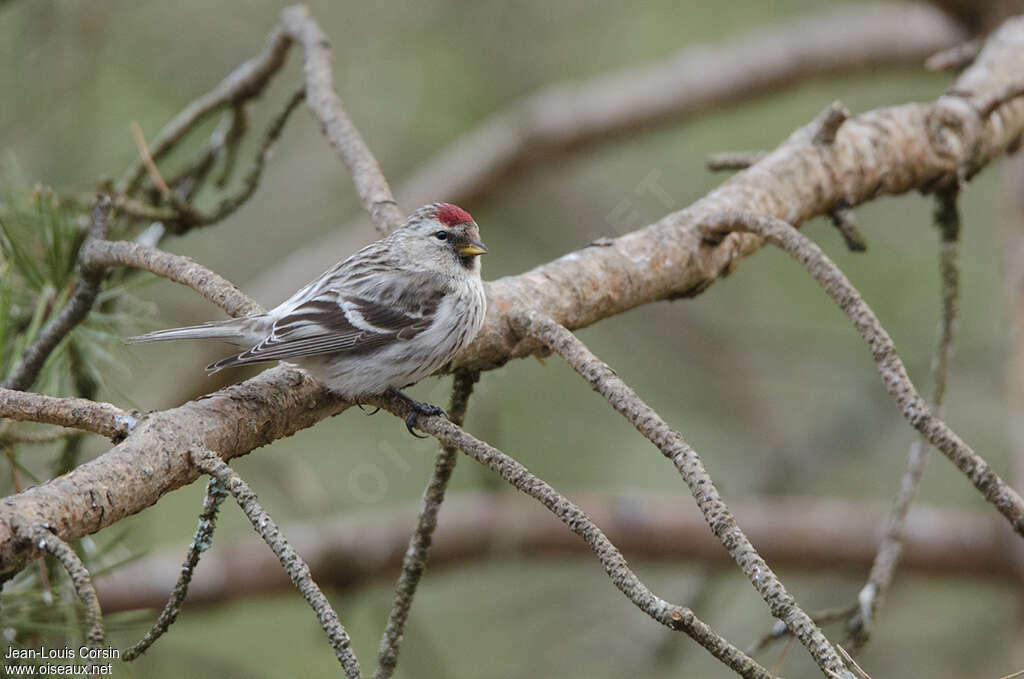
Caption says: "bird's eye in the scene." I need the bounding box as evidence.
[433,231,448,241]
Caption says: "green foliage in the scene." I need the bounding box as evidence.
[0,178,154,656]
[0,183,148,397]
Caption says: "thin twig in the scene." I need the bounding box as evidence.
[130,122,173,201]
[190,447,362,679]
[3,195,112,391]
[374,370,478,679]
[747,602,859,654]
[84,239,262,318]
[812,101,851,145]
[190,87,307,231]
[0,425,76,446]
[125,88,307,236]
[706,151,768,172]
[214,105,250,189]
[118,26,291,195]
[829,207,868,252]
[511,311,850,678]
[14,522,105,655]
[122,477,228,660]
[162,109,241,199]
[846,184,961,650]
[925,39,982,72]
[702,211,1024,535]
[0,388,137,442]
[280,5,403,233]
[369,392,777,679]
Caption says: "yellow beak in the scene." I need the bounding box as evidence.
[457,240,488,256]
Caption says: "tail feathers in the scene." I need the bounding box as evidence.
[126,318,250,345]
[205,352,263,374]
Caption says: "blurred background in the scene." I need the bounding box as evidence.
[2,0,1023,677]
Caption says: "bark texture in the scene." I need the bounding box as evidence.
[2,12,1024,579]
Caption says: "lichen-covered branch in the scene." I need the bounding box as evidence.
[191,447,362,678]
[2,8,1023,583]
[14,522,104,654]
[847,186,962,649]
[702,211,1024,535]
[0,389,137,443]
[373,371,478,679]
[367,391,776,679]
[122,477,228,660]
[511,311,848,677]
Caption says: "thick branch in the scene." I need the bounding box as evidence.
[0,389,137,443]
[2,9,1023,580]
[251,2,963,299]
[0,366,345,577]
[450,15,1024,372]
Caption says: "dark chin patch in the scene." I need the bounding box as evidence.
[458,255,475,270]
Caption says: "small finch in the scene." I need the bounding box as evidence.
[128,202,487,434]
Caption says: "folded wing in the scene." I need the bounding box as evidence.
[207,271,445,372]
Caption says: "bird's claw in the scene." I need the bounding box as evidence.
[388,387,447,437]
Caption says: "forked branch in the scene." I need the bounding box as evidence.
[369,392,778,679]
[700,211,1024,534]
[191,447,362,678]
[511,311,849,677]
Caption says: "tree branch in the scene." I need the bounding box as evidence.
[83,240,263,318]
[122,477,228,660]
[848,186,962,649]
[14,522,104,654]
[2,8,1022,584]
[0,389,137,443]
[117,26,291,195]
[511,312,846,676]
[702,211,1024,535]
[279,5,403,234]
[373,371,478,679]
[368,393,776,679]
[191,447,362,678]
[250,1,964,300]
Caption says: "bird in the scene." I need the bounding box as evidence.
[127,202,488,435]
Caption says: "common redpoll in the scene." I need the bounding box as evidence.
[128,203,487,433]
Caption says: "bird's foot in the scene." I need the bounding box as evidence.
[387,387,448,437]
